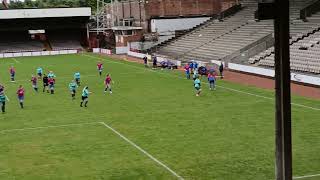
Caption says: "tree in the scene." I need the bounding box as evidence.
[24,0,35,8]
[9,0,24,9]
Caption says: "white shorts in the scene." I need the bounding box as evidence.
[105,83,111,89]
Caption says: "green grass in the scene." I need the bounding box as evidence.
[0,53,319,180]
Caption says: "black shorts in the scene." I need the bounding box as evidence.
[82,96,88,101]
[38,73,42,76]
[72,90,76,94]
[43,83,48,86]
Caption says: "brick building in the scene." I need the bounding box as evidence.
[104,0,239,53]
[108,0,238,32]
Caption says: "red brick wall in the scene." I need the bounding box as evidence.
[106,0,238,32]
[145,0,228,18]
[115,31,143,46]
[108,0,237,19]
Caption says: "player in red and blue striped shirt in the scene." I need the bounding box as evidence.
[17,85,25,109]
[9,66,16,82]
[30,75,38,92]
[104,74,113,94]
[97,62,103,76]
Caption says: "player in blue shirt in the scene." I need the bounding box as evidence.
[69,80,78,100]
[48,71,56,79]
[37,67,43,78]
[74,72,81,86]
[194,75,201,97]
[189,62,194,73]
[194,62,198,71]
[80,86,91,107]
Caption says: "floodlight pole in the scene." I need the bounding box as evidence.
[274,0,292,179]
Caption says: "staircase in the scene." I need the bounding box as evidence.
[43,40,52,51]
[149,4,242,53]
[156,0,269,62]
[156,0,319,64]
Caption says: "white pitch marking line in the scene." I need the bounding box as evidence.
[99,122,184,180]
[83,54,320,111]
[293,173,320,179]
[0,122,100,134]
[12,58,21,64]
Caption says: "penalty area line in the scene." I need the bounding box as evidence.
[99,122,184,180]
[12,58,21,64]
[293,173,320,179]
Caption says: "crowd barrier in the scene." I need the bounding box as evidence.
[116,47,128,54]
[0,50,78,58]
[228,63,320,86]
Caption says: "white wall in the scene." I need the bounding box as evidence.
[211,60,225,67]
[0,8,91,19]
[127,51,149,59]
[115,46,129,54]
[0,50,78,59]
[228,63,275,77]
[228,63,320,86]
[151,17,210,35]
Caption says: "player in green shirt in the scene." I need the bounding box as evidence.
[0,93,7,113]
[194,75,201,97]
[69,80,78,100]
[74,72,81,86]
[80,86,91,107]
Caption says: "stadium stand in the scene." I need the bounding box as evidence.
[0,32,44,53]
[156,0,275,62]
[156,0,320,75]
[252,29,320,74]
[0,8,90,53]
[47,30,84,51]
[249,6,320,74]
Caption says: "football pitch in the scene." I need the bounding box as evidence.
[0,53,319,180]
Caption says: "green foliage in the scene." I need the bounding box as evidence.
[9,0,25,9]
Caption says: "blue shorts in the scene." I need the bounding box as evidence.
[18,96,24,101]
